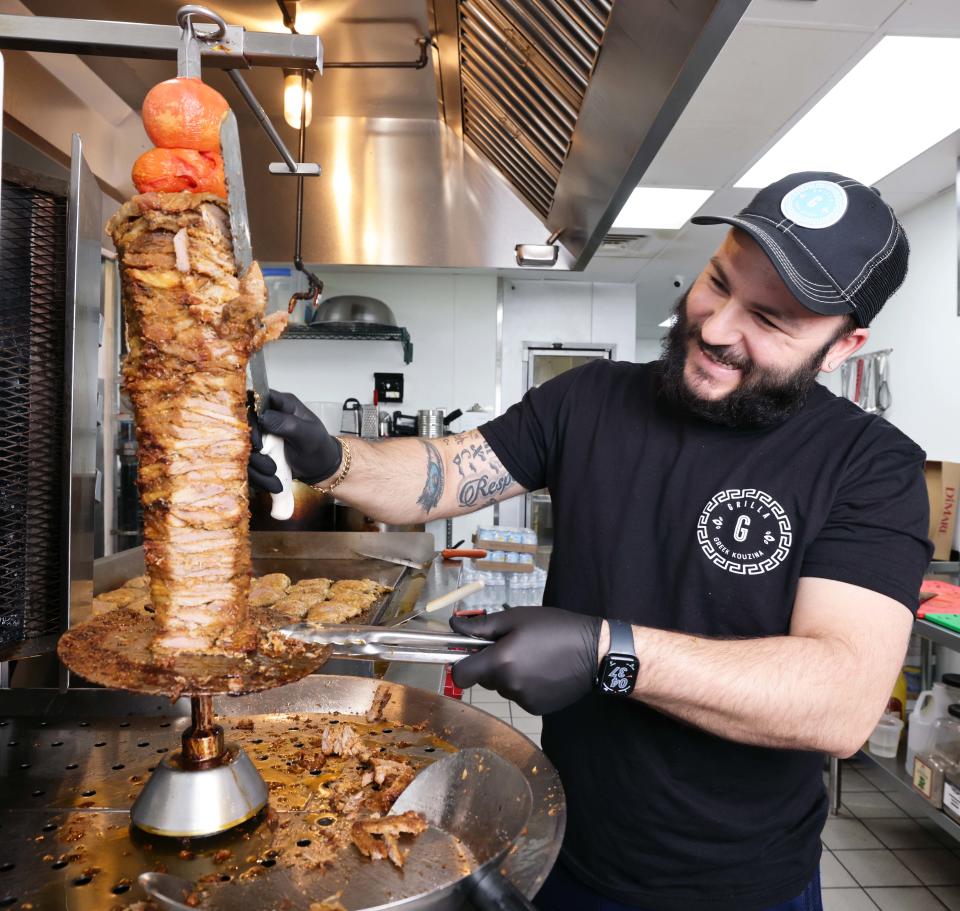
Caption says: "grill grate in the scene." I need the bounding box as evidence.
[0,179,68,647]
[458,0,615,216]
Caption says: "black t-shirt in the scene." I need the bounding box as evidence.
[480,360,931,911]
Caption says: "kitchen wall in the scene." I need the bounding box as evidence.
[497,279,638,528]
[860,187,959,463]
[261,270,498,419]
[865,186,960,673]
[635,337,663,364]
[261,269,498,546]
[262,271,640,540]
[820,186,960,559]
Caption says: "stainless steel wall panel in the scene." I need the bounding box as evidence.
[235,113,555,268]
[62,134,100,639]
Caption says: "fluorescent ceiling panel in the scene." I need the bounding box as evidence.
[738,36,960,188]
[612,188,714,230]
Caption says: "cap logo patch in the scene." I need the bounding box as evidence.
[780,180,848,229]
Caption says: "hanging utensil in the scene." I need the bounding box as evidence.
[876,352,892,414]
[861,354,874,412]
[853,357,863,408]
[839,361,852,401]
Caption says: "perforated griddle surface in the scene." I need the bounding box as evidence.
[0,712,464,910]
[0,677,564,911]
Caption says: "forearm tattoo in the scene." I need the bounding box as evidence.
[448,435,514,508]
[416,439,445,513]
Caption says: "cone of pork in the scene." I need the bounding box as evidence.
[106,79,285,655]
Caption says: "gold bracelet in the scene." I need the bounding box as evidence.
[311,438,352,495]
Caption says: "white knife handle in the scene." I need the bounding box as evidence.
[424,581,485,613]
[261,432,294,520]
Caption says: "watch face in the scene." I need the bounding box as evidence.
[599,655,639,695]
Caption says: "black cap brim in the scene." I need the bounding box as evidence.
[691,214,855,320]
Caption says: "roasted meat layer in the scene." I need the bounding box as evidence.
[106,191,286,655]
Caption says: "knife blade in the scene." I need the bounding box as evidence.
[353,550,428,571]
[220,112,294,520]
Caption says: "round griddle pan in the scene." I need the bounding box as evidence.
[140,748,538,911]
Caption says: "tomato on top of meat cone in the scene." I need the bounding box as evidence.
[132,147,226,198]
[142,77,230,152]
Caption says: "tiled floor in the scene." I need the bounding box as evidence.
[461,689,960,910]
[461,686,542,746]
[820,758,960,910]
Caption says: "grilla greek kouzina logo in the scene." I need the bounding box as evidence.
[697,489,792,575]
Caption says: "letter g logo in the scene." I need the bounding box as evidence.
[733,515,751,543]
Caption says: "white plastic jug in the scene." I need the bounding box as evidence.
[907,691,939,773]
[931,679,960,717]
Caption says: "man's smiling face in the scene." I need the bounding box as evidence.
[661,229,869,428]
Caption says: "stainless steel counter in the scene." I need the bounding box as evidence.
[384,549,467,694]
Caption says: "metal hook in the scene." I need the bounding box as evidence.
[176,5,227,78]
[287,275,323,316]
[175,5,227,40]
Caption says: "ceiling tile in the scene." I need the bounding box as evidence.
[745,0,904,30]
[884,0,960,35]
[675,22,874,127]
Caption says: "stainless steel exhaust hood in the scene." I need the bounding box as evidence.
[448,0,614,220]
[7,0,749,271]
[257,0,749,270]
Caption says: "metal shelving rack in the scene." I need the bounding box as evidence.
[280,323,414,364]
[859,742,960,842]
[848,560,960,842]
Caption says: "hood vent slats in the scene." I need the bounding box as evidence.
[457,0,614,217]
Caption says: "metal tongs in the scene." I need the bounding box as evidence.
[280,623,493,665]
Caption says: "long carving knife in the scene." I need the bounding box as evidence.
[221,111,294,520]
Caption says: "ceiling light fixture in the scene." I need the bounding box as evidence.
[658,315,678,328]
[283,68,313,129]
[612,187,714,230]
[737,36,960,188]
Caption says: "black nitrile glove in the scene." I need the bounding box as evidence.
[248,390,342,493]
[450,606,602,715]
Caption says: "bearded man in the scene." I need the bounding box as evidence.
[250,172,932,911]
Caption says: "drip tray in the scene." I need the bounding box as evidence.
[0,712,455,909]
[0,676,564,910]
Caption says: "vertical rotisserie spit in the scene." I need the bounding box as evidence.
[106,191,286,655]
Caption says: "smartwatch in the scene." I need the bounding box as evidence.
[596,620,639,696]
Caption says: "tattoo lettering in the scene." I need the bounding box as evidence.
[452,439,493,477]
[457,471,514,508]
[456,440,514,507]
[416,440,445,513]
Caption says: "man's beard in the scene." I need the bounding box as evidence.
[658,293,833,429]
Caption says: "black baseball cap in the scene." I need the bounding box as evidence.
[691,171,909,327]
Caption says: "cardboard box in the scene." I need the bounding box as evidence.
[473,559,534,574]
[472,535,538,554]
[925,461,960,561]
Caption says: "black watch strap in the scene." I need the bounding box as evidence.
[608,619,635,658]
[597,620,639,696]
